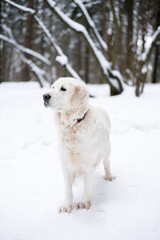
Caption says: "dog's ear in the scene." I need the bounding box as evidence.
[71,85,89,108]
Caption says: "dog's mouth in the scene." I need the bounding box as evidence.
[43,93,51,108]
[44,101,49,108]
[43,94,62,110]
[43,101,61,111]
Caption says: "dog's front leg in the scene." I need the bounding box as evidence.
[59,168,73,213]
[77,168,95,210]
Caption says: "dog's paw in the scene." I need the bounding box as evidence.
[76,201,91,210]
[104,175,116,181]
[59,205,73,213]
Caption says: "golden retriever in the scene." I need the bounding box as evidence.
[43,77,115,213]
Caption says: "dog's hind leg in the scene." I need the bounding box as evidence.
[103,141,115,181]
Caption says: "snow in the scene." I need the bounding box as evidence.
[47,0,123,89]
[6,0,123,91]
[47,0,85,32]
[0,30,48,87]
[74,0,95,28]
[140,26,160,62]
[5,0,35,14]
[0,82,160,240]
[5,0,83,82]
[33,16,82,81]
[110,69,124,87]
[15,49,48,87]
[0,26,49,87]
[141,65,148,74]
[73,0,107,51]
[56,56,68,66]
[0,34,51,65]
[65,63,83,81]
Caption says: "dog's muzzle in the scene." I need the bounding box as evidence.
[43,94,51,107]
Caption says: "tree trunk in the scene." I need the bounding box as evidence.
[102,0,112,62]
[77,36,82,79]
[85,26,90,84]
[22,0,34,82]
[46,0,123,96]
[152,46,159,83]
[84,43,89,84]
[152,1,160,83]
[125,0,134,78]
[110,0,119,70]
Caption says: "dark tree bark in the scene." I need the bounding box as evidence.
[4,0,160,96]
[46,0,123,96]
[84,26,90,84]
[77,36,82,79]
[84,43,89,84]
[152,1,160,83]
[22,0,34,82]
[118,0,125,76]
[110,0,119,70]
[152,46,159,83]
[102,0,111,61]
[125,0,134,77]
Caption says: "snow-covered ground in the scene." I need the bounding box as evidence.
[0,82,160,240]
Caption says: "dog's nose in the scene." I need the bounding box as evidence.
[43,94,51,101]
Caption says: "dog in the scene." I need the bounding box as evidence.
[43,77,115,213]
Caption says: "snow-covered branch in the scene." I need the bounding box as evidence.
[20,54,48,87]
[5,0,124,95]
[47,0,108,71]
[134,26,160,96]
[73,0,107,51]
[5,0,83,82]
[0,34,51,65]
[34,16,83,81]
[141,26,160,63]
[47,0,123,94]
[1,26,48,87]
[5,0,35,14]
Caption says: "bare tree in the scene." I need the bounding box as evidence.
[46,0,124,96]
[135,26,160,96]
[1,0,160,96]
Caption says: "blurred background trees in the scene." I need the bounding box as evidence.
[0,0,160,96]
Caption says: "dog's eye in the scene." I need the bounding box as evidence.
[61,86,66,92]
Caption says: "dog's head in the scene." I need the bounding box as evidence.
[43,77,89,111]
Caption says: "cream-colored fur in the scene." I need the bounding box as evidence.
[43,77,115,213]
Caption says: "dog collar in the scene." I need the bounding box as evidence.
[77,111,88,124]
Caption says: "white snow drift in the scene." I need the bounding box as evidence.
[0,82,160,240]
